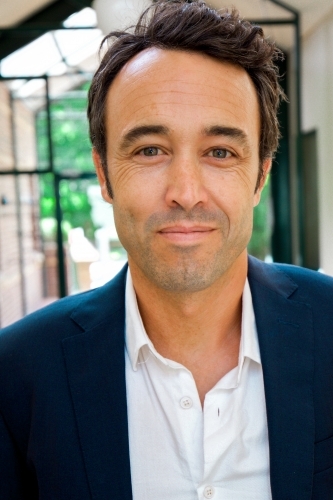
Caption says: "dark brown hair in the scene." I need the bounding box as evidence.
[88,0,285,191]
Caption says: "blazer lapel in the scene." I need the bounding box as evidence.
[248,257,315,500]
[62,265,132,500]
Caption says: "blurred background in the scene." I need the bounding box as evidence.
[0,0,332,327]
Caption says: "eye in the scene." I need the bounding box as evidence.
[208,148,231,159]
[139,146,161,156]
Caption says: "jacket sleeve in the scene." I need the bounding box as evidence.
[0,410,38,499]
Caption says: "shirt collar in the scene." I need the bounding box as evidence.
[125,268,261,372]
[240,278,261,365]
[125,269,164,371]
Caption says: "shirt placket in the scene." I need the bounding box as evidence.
[198,364,242,500]
[170,365,203,489]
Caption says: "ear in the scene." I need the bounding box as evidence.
[92,148,113,204]
[253,158,272,207]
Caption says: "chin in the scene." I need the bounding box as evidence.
[141,254,231,293]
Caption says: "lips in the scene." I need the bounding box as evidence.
[159,225,214,233]
[157,225,215,243]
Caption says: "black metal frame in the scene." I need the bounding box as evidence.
[249,0,303,265]
[0,0,304,304]
[0,0,94,60]
[0,70,95,299]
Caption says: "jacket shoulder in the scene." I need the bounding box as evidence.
[0,288,93,349]
[248,255,333,306]
[271,262,333,300]
[0,264,127,356]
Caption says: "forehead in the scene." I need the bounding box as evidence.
[105,47,260,140]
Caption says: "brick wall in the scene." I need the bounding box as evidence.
[0,82,45,328]
[0,84,13,169]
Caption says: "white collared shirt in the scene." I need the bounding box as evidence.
[125,269,272,500]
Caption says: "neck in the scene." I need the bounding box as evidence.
[128,251,247,367]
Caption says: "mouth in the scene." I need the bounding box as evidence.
[158,225,216,243]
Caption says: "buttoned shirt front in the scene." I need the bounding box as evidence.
[125,269,272,500]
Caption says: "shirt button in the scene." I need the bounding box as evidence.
[180,396,193,409]
[203,485,215,499]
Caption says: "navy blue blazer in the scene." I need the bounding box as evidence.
[0,256,333,499]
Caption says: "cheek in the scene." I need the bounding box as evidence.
[208,171,256,215]
[111,178,162,240]
[109,157,166,198]
[111,201,138,252]
[108,160,144,194]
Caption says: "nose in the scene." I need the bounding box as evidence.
[164,155,208,211]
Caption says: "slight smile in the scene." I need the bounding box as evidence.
[158,226,216,243]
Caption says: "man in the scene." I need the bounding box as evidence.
[0,1,332,499]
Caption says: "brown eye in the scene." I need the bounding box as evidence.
[212,149,229,158]
[142,147,159,156]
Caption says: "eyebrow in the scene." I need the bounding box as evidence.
[119,124,250,151]
[119,125,169,150]
[203,125,250,149]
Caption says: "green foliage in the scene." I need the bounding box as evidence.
[37,82,94,174]
[248,176,272,260]
[60,180,96,241]
[37,82,97,241]
[39,173,55,218]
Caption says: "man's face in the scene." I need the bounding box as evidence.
[95,48,270,292]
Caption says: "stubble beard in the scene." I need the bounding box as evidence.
[116,206,251,294]
[138,242,231,293]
